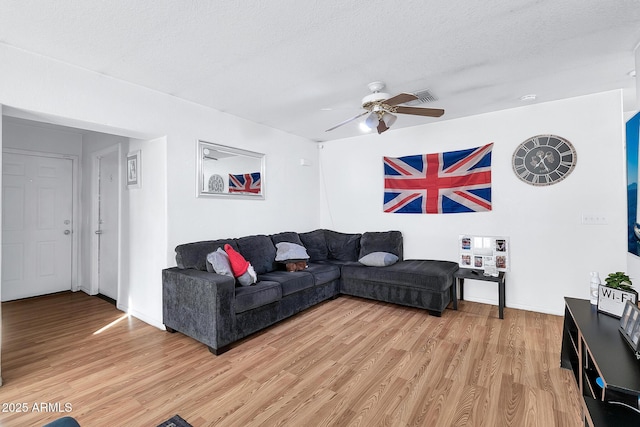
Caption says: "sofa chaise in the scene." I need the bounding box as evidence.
[162,229,459,355]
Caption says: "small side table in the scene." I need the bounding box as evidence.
[453,269,506,319]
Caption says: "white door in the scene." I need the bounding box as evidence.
[2,152,73,301]
[96,149,119,300]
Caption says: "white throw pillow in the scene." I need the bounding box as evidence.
[275,242,310,262]
[207,248,234,279]
[358,252,399,267]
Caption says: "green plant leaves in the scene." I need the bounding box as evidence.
[604,272,634,291]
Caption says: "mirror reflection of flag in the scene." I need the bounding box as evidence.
[229,172,261,194]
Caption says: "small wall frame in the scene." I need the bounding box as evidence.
[126,150,141,189]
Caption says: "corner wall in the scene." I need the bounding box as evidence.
[319,91,628,315]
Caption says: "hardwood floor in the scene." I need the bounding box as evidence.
[0,291,583,426]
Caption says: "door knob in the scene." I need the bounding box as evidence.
[95,230,103,235]
[64,230,71,235]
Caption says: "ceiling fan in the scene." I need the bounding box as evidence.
[325,81,445,134]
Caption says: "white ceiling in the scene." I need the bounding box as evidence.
[1,0,639,142]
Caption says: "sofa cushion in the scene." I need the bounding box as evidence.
[305,263,341,286]
[236,235,277,274]
[359,231,403,260]
[175,239,239,271]
[359,252,399,267]
[270,231,303,246]
[341,259,458,292]
[299,229,329,262]
[258,271,315,297]
[235,281,282,313]
[325,230,361,261]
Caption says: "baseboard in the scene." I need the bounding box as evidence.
[461,296,563,316]
[127,307,165,330]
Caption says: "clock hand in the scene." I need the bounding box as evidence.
[539,159,550,173]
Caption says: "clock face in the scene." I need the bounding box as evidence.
[512,135,577,186]
[208,174,225,193]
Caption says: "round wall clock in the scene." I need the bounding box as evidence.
[512,134,577,186]
[208,174,225,193]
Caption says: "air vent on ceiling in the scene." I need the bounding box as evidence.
[405,88,438,105]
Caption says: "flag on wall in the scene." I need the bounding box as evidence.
[383,143,493,214]
[229,172,261,194]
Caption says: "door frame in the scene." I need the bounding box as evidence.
[89,144,122,299]
[2,148,80,292]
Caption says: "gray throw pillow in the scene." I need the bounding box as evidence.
[275,242,310,262]
[358,252,399,267]
[207,248,234,279]
[236,265,257,286]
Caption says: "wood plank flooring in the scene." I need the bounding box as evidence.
[0,291,583,426]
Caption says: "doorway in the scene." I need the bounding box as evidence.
[1,150,76,301]
[91,145,121,302]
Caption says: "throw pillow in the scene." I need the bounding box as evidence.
[275,242,310,262]
[224,244,250,277]
[358,252,399,267]
[237,265,257,286]
[206,248,234,279]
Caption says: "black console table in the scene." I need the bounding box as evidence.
[561,297,640,426]
[453,269,505,318]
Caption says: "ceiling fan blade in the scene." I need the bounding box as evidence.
[383,93,418,106]
[325,111,369,132]
[395,106,445,117]
[377,120,389,134]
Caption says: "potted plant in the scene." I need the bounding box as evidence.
[598,272,638,318]
[604,272,635,291]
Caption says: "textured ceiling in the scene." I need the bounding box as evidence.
[1,0,639,142]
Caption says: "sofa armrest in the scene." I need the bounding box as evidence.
[162,267,236,351]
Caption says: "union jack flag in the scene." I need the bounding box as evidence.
[383,143,493,214]
[229,172,261,194]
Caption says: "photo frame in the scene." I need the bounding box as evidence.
[127,150,141,189]
[458,235,510,272]
[619,300,640,357]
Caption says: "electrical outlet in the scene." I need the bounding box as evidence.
[581,213,608,225]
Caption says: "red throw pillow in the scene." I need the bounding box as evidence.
[224,244,249,277]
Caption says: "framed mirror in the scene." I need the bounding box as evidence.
[197,140,265,199]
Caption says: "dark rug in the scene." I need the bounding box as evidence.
[156,414,193,427]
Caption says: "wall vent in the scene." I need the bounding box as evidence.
[406,88,438,105]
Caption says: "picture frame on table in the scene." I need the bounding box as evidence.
[127,150,141,189]
[619,300,640,355]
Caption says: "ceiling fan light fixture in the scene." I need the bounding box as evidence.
[382,112,397,127]
[364,112,379,129]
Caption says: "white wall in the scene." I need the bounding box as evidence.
[319,91,628,315]
[0,43,320,328]
[2,118,83,154]
[0,104,3,386]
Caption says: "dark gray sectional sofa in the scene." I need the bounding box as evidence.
[162,229,459,355]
